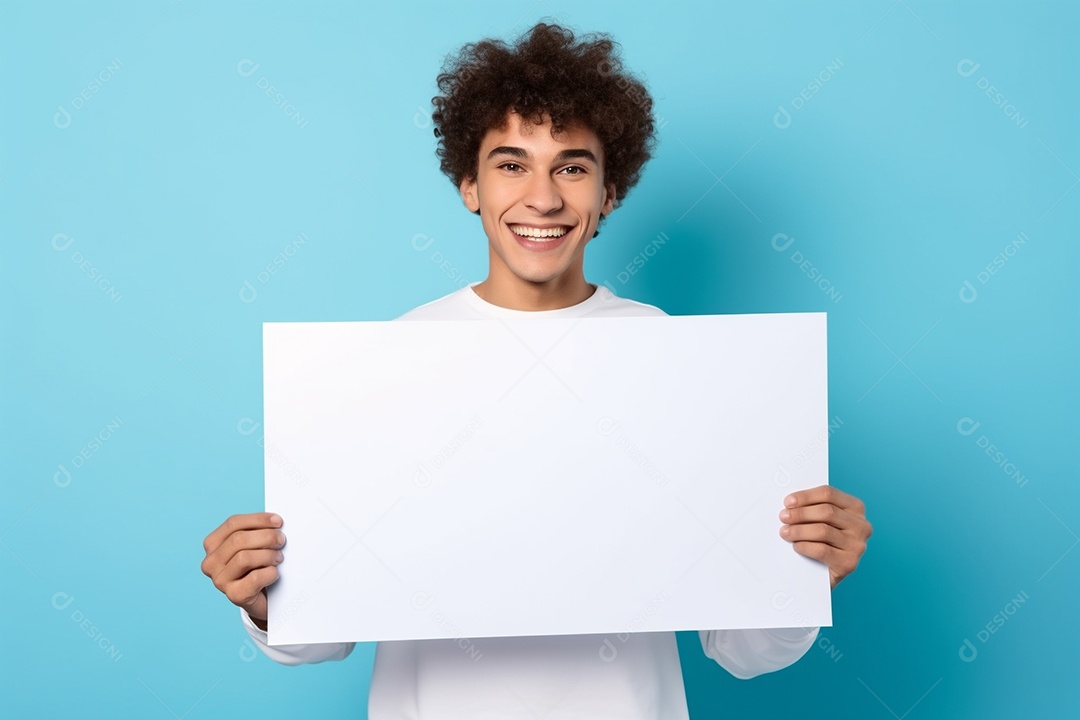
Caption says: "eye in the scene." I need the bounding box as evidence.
[560,166,586,175]
[498,162,523,172]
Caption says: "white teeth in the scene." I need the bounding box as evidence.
[510,224,570,239]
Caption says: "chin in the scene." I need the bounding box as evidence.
[512,268,567,285]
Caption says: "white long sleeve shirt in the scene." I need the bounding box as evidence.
[243,280,819,718]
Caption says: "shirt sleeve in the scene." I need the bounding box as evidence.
[698,627,819,679]
[240,607,357,666]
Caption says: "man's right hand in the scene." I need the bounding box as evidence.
[201,512,286,631]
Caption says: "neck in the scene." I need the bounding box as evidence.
[472,272,595,311]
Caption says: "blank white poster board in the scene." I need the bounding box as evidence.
[263,312,831,645]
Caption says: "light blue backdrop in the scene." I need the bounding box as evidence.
[3,1,1076,717]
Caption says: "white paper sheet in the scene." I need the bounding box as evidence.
[263,312,831,645]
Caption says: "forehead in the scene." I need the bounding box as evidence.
[480,111,602,156]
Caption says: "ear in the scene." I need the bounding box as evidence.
[459,175,480,213]
[601,182,617,216]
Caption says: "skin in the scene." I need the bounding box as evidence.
[201,512,283,631]
[459,111,615,311]
[780,486,871,589]
[201,110,872,629]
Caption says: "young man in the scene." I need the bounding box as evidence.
[201,22,872,718]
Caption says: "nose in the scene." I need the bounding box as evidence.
[523,171,563,214]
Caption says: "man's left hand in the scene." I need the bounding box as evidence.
[778,485,872,589]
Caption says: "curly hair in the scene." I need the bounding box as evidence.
[430,22,658,232]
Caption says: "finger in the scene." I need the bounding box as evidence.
[212,548,284,588]
[779,503,862,531]
[203,512,282,554]
[780,522,848,549]
[202,528,287,579]
[784,486,864,513]
[222,566,280,613]
[784,525,869,572]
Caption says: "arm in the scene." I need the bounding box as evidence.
[238,605,355,666]
[698,627,818,679]
[202,512,356,666]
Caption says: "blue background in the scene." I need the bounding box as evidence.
[3,0,1076,717]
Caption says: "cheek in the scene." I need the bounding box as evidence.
[578,185,605,210]
[478,187,511,218]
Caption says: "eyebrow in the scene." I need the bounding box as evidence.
[486,146,599,165]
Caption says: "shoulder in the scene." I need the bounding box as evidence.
[590,284,669,317]
[393,286,472,321]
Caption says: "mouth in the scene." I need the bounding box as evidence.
[507,223,574,240]
[507,223,574,252]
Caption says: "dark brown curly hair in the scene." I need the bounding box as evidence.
[430,21,658,235]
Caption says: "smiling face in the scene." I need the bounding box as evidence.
[458,111,616,309]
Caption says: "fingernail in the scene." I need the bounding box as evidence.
[784,495,796,507]
[274,551,284,564]
[269,513,282,526]
[779,509,790,521]
[780,526,791,537]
